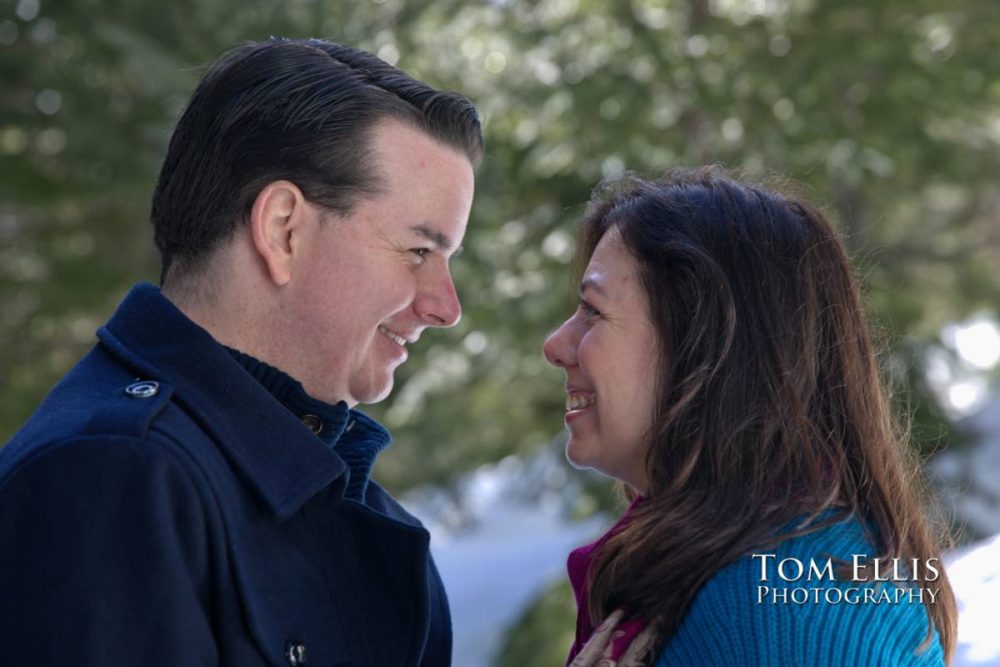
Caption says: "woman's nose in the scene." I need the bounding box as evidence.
[543,319,577,368]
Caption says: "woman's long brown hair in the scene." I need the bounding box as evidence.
[579,167,956,660]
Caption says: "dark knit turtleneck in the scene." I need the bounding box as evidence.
[225,346,390,502]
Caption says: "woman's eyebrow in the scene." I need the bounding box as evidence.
[579,277,607,298]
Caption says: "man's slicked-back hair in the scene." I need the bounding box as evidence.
[151,37,483,285]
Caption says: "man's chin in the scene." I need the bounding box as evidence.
[351,378,394,406]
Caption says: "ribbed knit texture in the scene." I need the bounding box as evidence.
[226,347,390,502]
[654,515,945,666]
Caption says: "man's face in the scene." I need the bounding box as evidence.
[282,120,474,405]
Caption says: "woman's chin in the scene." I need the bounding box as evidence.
[565,437,598,472]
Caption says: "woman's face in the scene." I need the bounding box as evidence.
[543,227,661,493]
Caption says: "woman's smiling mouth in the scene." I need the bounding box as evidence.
[566,391,597,411]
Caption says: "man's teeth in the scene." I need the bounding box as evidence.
[378,326,407,346]
[565,392,597,411]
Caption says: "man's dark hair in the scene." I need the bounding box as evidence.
[151,37,484,285]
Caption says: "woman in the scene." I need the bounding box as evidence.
[542,167,956,666]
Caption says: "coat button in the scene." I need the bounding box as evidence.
[124,381,159,398]
[285,641,307,666]
[301,414,322,434]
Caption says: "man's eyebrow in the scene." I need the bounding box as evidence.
[411,224,454,252]
[579,277,607,297]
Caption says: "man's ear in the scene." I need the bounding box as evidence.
[249,180,310,286]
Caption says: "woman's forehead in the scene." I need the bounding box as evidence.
[584,229,641,301]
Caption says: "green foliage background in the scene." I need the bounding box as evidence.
[3,0,999,495]
[3,1,1000,664]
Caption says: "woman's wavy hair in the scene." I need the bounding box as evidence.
[580,167,956,660]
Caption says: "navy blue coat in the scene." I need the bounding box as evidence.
[0,284,451,666]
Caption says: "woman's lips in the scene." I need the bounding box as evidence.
[565,391,597,411]
[564,391,596,423]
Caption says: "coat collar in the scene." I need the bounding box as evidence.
[225,346,391,502]
[96,283,386,520]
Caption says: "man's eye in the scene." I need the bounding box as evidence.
[410,248,430,261]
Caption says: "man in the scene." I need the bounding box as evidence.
[0,38,482,666]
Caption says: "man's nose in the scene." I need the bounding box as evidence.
[542,319,577,368]
[416,268,462,328]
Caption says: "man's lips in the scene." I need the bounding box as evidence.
[378,325,419,346]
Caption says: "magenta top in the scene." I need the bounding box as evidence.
[565,497,648,665]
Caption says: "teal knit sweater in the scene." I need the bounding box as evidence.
[654,515,945,666]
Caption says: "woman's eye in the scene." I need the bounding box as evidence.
[579,299,600,319]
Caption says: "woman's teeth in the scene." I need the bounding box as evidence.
[378,325,407,346]
[566,392,597,411]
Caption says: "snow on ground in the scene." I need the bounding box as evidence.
[430,503,603,666]
[405,449,606,666]
[948,533,1000,666]
[934,390,1000,665]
